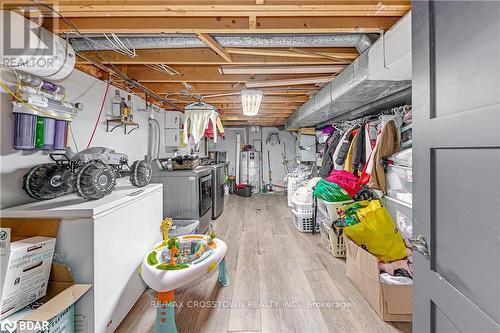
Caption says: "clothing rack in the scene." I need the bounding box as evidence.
[330,104,411,129]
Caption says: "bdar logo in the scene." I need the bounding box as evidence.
[0,319,16,333]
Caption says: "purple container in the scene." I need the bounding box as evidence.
[54,120,69,150]
[42,117,56,150]
[41,81,58,93]
[14,113,37,150]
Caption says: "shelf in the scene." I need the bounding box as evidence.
[106,119,139,135]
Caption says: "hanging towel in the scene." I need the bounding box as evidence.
[183,108,217,144]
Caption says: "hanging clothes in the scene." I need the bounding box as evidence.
[364,120,380,163]
[183,102,218,144]
[216,116,225,137]
[366,119,401,192]
[204,115,225,140]
[344,129,359,173]
[352,124,365,176]
[333,126,357,170]
[319,130,341,178]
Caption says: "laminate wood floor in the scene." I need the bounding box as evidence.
[117,195,412,333]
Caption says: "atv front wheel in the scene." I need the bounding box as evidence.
[23,163,73,200]
[76,162,116,200]
[130,160,152,187]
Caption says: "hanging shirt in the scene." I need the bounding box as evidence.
[183,104,218,144]
[204,116,225,140]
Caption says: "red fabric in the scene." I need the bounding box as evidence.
[204,120,215,139]
[204,120,224,139]
[325,170,361,197]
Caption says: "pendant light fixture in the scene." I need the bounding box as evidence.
[241,89,263,116]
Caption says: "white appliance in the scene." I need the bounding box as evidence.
[240,151,261,193]
[296,134,316,162]
[1,11,76,80]
[1,181,163,333]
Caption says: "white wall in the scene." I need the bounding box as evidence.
[0,67,298,208]
[209,126,297,186]
[0,68,176,209]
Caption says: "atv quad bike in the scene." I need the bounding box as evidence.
[23,147,152,200]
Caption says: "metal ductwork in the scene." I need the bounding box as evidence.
[286,12,412,129]
[68,33,378,54]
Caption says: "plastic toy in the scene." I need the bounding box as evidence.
[23,147,152,200]
[141,218,229,333]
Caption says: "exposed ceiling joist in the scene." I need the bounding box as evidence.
[196,33,233,62]
[245,76,331,88]
[225,47,357,60]
[43,16,401,33]
[76,48,358,65]
[218,65,346,75]
[24,3,409,17]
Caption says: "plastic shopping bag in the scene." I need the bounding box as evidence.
[343,199,407,261]
[312,179,351,202]
[326,170,361,197]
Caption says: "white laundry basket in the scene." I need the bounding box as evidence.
[291,209,315,232]
[317,199,354,221]
[291,199,314,214]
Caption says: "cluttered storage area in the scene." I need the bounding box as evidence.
[2,3,500,333]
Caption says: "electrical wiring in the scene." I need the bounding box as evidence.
[86,80,111,148]
[69,122,80,152]
[35,2,181,111]
[103,33,137,58]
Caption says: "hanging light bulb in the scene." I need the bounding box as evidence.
[241,90,263,116]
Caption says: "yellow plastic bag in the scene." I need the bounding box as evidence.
[343,199,407,261]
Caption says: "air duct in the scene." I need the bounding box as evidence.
[286,12,412,129]
[69,33,378,54]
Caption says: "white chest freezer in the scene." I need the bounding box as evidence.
[1,181,163,333]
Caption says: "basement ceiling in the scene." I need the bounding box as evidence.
[14,1,411,127]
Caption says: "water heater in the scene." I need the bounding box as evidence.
[240,151,261,193]
[0,10,75,80]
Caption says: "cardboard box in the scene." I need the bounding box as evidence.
[0,228,11,301]
[1,236,56,320]
[0,263,91,333]
[345,236,413,322]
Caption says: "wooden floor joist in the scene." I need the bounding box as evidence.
[43,16,402,34]
[23,0,410,125]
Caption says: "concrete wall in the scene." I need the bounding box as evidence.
[0,68,202,209]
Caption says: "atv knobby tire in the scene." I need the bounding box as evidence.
[130,160,152,187]
[23,163,73,200]
[76,162,116,200]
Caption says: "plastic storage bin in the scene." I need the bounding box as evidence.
[383,196,413,239]
[317,199,354,221]
[291,209,315,232]
[386,165,412,205]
